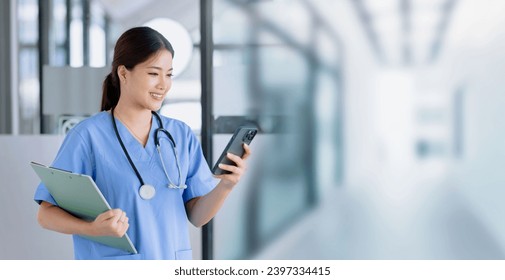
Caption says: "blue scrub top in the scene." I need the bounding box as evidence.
[34,111,216,260]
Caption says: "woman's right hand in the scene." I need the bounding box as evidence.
[90,209,129,237]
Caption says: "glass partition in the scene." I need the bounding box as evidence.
[212,0,343,259]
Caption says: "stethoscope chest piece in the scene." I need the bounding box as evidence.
[139,184,156,200]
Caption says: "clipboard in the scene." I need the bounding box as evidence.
[31,161,138,254]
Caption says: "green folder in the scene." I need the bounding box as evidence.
[31,161,137,254]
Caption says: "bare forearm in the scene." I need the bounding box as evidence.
[38,202,130,238]
[37,202,93,236]
[186,182,233,227]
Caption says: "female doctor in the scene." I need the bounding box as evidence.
[34,26,251,260]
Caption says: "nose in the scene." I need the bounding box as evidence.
[157,76,171,92]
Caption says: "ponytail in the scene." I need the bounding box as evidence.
[101,72,120,111]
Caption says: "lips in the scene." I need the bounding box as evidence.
[150,92,164,100]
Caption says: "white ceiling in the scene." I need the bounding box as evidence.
[355,0,457,66]
[96,0,200,32]
[94,0,458,68]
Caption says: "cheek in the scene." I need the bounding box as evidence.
[132,76,152,89]
[143,79,158,90]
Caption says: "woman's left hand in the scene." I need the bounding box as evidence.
[214,143,251,188]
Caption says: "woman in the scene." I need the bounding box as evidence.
[34,26,250,260]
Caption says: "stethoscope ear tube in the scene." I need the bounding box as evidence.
[111,108,146,186]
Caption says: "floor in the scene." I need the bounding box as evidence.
[253,160,505,260]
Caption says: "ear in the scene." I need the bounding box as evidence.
[117,65,128,83]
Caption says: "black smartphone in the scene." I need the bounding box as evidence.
[212,126,257,175]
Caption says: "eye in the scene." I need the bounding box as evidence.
[148,73,158,76]
[167,73,173,78]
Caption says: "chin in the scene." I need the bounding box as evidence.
[149,103,163,112]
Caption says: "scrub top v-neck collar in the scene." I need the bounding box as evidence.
[112,112,157,162]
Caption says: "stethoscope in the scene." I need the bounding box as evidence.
[111,109,186,200]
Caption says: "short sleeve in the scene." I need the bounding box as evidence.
[33,128,95,205]
[182,131,217,203]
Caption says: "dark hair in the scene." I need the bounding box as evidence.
[101,26,175,111]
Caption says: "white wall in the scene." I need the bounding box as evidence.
[313,0,380,188]
[0,136,73,259]
[435,0,505,249]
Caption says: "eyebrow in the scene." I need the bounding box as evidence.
[147,66,173,71]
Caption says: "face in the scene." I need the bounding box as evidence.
[118,49,173,111]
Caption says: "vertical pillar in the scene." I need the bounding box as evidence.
[0,0,13,133]
[82,0,90,66]
[38,0,51,133]
[200,0,214,260]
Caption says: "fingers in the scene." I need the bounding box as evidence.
[242,143,251,160]
[94,209,129,237]
[224,143,251,165]
[102,209,122,221]
[218,153,246,174]
[217,163,242,175]
[109,209,121,224]
[214,145,253,183]
[113,210,129,237]
[116,210,127,224]
[214,151,250,185]
[96,209,118,222]
[225,152,246,169]
[116,217,129,237]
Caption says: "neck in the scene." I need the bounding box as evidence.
[113,102,152,147]
[113,101,152,126]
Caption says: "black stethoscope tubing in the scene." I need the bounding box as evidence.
[111,109,184,198]
[111,109,147,186]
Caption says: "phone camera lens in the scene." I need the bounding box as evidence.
[246,130,255,140]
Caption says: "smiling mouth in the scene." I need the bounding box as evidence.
[150,92,164,99]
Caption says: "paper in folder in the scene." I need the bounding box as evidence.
[31,162,137,254]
